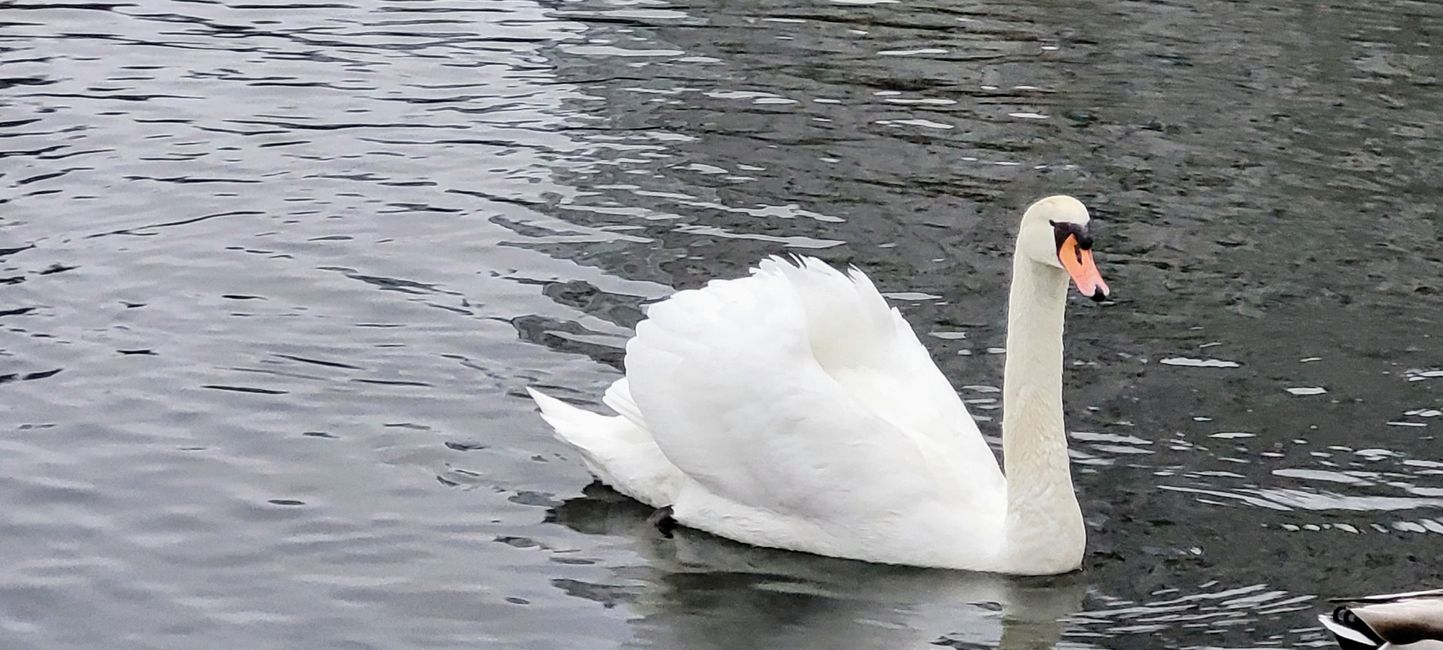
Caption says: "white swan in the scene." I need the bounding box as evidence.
[527,195,1110,575]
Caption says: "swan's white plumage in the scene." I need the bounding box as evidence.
[527,382,680,509]
[531,256,1013,569]
[530,196,1099,574]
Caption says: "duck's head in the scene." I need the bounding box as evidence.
[1018,195,1110,302]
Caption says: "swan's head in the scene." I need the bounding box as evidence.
[1018,195,1110,302]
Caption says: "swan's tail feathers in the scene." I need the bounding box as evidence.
[527,386,611,453]
[601,378,646,429]
[525,386,682,508]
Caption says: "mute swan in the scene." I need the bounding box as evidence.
[527,195,1110,575]
[1319,589,1443,650]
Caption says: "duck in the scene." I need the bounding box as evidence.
[526,195,1111,575]
[1319,589,1443,649]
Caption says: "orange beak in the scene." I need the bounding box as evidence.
[1059,235,1110,302]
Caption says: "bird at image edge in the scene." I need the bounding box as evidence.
[1319,589,1443,650]
[527,195,1111,575]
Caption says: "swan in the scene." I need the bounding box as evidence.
[1319,589,1443,650]
[526,195,1110,574]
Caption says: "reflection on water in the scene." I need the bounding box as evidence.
[549,485,1090,650]
[2,0,1442,646]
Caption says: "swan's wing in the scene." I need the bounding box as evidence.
[782,257,999,464]
[624,256,1004,524]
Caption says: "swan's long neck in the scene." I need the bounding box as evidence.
[999,251,1085,572]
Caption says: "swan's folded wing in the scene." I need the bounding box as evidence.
[623,257,1004,524]
[761,257,1003,490]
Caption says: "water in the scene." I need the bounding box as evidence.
[2,0,1441,646]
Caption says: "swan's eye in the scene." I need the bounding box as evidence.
[1052,222,1093,252]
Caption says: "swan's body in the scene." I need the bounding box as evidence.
[528,196,1109,575]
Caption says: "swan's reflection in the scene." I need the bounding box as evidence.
[548,484,1090,649]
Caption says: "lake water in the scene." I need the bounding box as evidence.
[3,0,1442,647]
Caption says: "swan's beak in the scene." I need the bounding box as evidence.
[1059,235,1109,302]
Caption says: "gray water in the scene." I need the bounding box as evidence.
[3,0,1442,647]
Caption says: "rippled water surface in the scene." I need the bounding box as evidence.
[4,0,1443,647]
